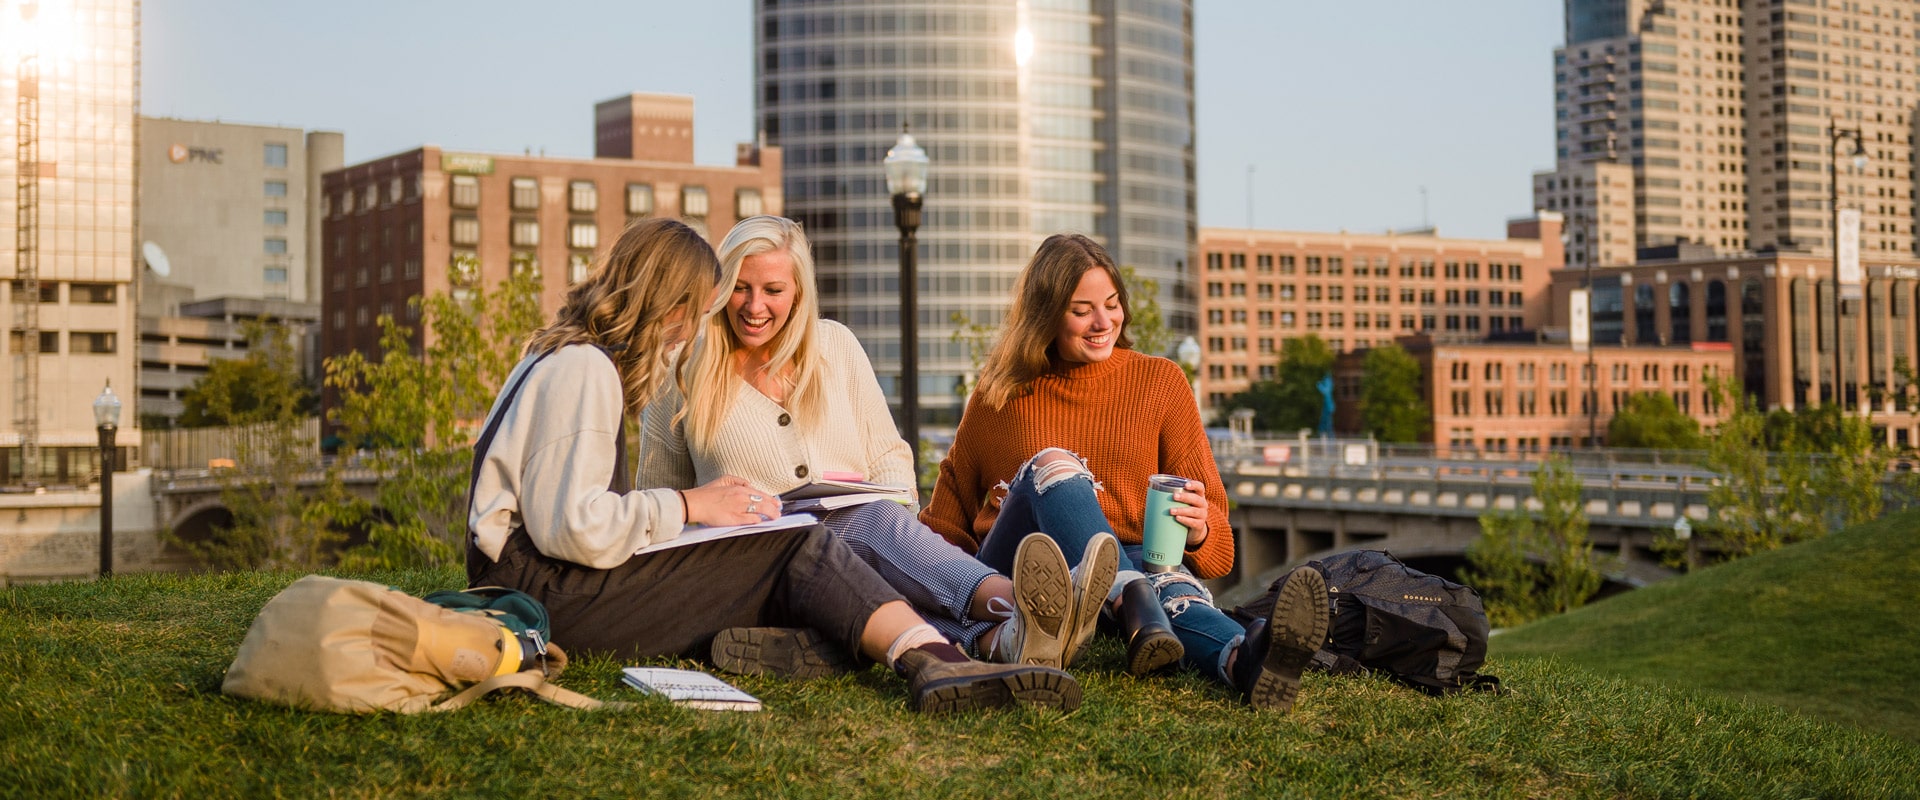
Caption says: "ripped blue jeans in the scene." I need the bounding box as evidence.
[974,448,1248,684]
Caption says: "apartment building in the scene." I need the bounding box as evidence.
[320,94,782,369]
[1547,250,1920,446]
[1330,334,1735,452]
[1542,0,1920,260]
[1195,215,1564,410]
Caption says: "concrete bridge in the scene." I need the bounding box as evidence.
[1207,439,1730,608]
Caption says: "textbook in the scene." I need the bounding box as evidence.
[620,667,762,712]
[775,477,910,502]
[633,513,817,556]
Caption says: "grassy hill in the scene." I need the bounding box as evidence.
[1492,507,1920,745]
[4,561,1918,798]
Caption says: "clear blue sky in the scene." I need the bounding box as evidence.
[142,1,1560,240]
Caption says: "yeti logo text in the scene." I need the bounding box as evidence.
[169,144,223,164]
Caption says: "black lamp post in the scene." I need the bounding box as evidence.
[885,126,929,463]
[93,381,121,577]
[1829,121,1866,412]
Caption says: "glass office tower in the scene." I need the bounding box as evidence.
[756,0,1196,428]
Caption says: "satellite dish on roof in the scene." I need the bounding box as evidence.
[142,241,171,278]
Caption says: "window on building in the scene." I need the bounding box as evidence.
[1207,364,1225,379]
[451,175,481,208]
[511,178,540,211]
[264,209,288,227]
[1280,284,1296,301]
[1256,254,1273,273]
[71,283,114,303]
[1230,253,1246,270]
[451,216,480,246]
[569,180,598,213]
[333,310,346,330]
[735,187,766,219]
[568,221,598,250]
[569,253,593,284]
[264,267,288,284]
[1229,283,1246,297]
[1465,261,1480,280]
[682,185,710,217]
[1256,283,1273,300]
[356,307,370,326]
[1207,309,1224,325]
[1305,256,1323,275]
[1257,310,1274,328]
[264,238,288,255]
[1279,255,1296,274]
[264,143,288,168]
[389,177,404,204]
[1280,311,1296,328]
[404,259,420,279]
[71,331,116,354]
[355,268,369,288]
[379,262,393,283]
[1307,286,1323,302]
[511,218,540,247]
[363,185,378,209]
[264,180,288,197]
[1327,257,1343,276]
[626,183,655,216]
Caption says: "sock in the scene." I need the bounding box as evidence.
[884,624,949,668]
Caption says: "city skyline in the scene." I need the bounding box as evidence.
[141,1,1559,240]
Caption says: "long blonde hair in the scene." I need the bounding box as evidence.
[681,215,828,448]
[524,217,721,415]
[973,233,1134,410]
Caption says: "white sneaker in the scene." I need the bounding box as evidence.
[995,533,1073,668]
[1063,533,1120,667]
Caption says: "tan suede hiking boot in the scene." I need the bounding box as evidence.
[711,627,857,680]
[894,645,1081,713]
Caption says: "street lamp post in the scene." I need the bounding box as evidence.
[1829,121,1867,412]
[93,381,122,577]
[885,126,929,464]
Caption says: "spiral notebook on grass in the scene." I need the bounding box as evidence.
[621,667,762,711]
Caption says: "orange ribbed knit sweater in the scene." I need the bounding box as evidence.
[920,348,1235,580]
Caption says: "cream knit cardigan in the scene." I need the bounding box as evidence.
[640,319,916,499]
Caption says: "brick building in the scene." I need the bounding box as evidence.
[319,94,782,368]
[1332,334,1736,452]
[1548,251,1920,447]
[1196,215,1564,411]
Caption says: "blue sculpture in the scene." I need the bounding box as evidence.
[1316,373,1334,435]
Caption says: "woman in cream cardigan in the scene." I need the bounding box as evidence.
[641,215,1116,670]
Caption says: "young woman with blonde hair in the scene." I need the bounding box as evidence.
[920,233,1330,711]
[642,215,1118,671]
[466,218,1078,712]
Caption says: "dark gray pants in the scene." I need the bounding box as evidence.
[469,524,905,662]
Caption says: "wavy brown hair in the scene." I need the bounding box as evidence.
[972,233,1133,410]
[524,217,721,415]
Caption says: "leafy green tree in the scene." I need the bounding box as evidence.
[1462,455,1605,627]
[1605,391,1704,450]
[1358,344,1429,443]
[1219,334,1334,433]
[168,320,348,570]
[1116,265,1173,359]
[1690,377,1891,562]
[326,263,546,570]
[178,342,318,428]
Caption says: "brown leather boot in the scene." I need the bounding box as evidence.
[894,644,1081,713]
[1114,577,1183,675]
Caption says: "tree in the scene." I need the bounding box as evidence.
[1219,334,1334,433]
[1358,344,1429,443]
[1605,391,1704,450]
[325,261,547,570]
[1693,377,1889,561]
[1461,455,1605,627]
[1116,265,1173,359]
[178,343,318,428]
[168,320,348,570]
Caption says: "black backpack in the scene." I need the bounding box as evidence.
[1234,550,1501,696]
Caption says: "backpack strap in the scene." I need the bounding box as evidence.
[427,669,637,712]
[467,349,558,532]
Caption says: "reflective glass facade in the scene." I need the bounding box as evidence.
[0,0,140,484]
[756,0,1196,426]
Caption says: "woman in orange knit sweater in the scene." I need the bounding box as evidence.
[921,234,1330,711]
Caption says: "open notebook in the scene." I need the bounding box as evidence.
[621,667,761,712]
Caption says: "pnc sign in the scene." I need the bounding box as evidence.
[168,143,224,164]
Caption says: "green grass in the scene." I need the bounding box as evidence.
[1492,507,1920,745]
[4,560,1918,798]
